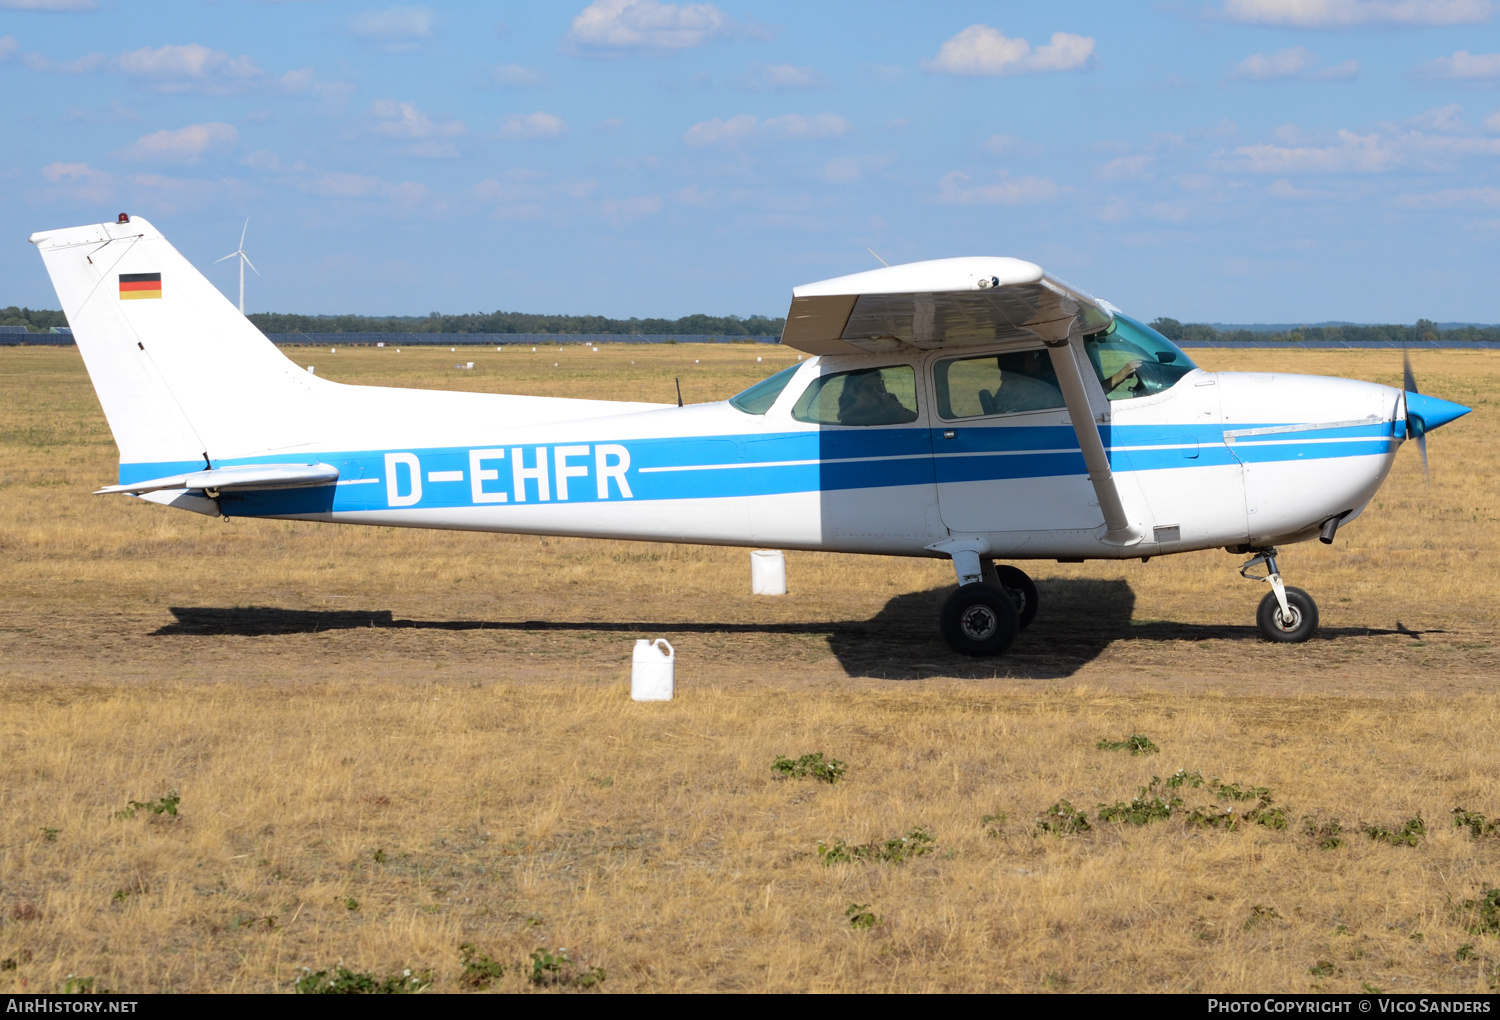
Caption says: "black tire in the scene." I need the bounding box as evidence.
[1256,586,1319,643]
[993,564,1039,631]
[940,583,1021,657]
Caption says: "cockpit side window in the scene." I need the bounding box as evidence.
[933,349,1065,420]
[1083,314,1198,401]
[791,365,919,426]
[728,363,800,415]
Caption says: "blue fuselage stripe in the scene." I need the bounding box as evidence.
[119,420,1398,517]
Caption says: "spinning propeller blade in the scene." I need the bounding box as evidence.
[1403,349,1428,478]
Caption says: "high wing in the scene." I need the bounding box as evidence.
[779,257,1114,355]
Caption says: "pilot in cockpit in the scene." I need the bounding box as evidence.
[837,369,919,426]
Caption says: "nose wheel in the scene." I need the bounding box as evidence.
[1241,549,1319,643]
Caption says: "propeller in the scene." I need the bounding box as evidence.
[1402,348,1428,478]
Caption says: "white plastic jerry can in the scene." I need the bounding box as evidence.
[750,549,787,595]
[631,639,675,701]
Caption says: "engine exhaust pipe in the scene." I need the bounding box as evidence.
[1319,511,1351,545]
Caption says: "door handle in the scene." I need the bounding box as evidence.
[943,430,956,440]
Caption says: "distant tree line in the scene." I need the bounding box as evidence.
[1147,317,1500,345]
[0,306,69,332]
[244,310,788,336]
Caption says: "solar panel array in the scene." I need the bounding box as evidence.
[0,325,30,333]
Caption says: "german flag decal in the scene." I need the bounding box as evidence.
[119,273,162,300]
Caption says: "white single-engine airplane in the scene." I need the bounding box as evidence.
[31,215,1470,655]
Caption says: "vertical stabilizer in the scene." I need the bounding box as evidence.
[29,217,324,479]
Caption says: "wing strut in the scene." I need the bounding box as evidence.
[1042,322,1142,548]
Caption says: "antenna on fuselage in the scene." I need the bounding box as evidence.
[866,247,890,268]
[675,377,683,407]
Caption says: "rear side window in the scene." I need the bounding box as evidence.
[791,365,919,426]
[933,349,1065,420]
[729,363,800,415]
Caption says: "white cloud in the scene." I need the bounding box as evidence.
[1095,154,1154,182]
[1,0,96,9]
[935,171,1059,205]
[22,50,106,73]
[496,111,568,140]
[489,63,544,86]
[1396,185,1500,207]
[348,6,434,50]
[116,122,239,163]
[117,43,266,93]
[736,63,827,90]
[371,100,465,141]
[563,0,741,54]
[924,25,1095,76]
[0,37,17,61]
[982,134,1044,157]
[1220,0,1492,26]
[820,153,895,184]
[1234,46,1317,80]
[763,113,849,139]
[601,194,663,226]
[473,170,599,220]
[683,112,850,146]
[39,161,112,202]
[1485,109,1500,130]
[684,113,758,146]
[1416,50,1500,79]
[1232,47,1361,80]
[1222,129,1399,173]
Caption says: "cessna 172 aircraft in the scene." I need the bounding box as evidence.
[31,215,1470,656]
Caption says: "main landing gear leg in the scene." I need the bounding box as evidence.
[938,549,1020,657]
[1240,548,1319,643]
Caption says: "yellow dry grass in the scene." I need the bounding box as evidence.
[1,342,1497,994]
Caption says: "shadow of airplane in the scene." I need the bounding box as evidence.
[155,579,1436,681]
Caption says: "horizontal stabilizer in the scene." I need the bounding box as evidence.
[96,462,339,495]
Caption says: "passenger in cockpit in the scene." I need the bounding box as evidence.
[838,369,918,426]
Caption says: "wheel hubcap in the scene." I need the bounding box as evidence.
[1274,605,1302,631]
[959,604,999,641]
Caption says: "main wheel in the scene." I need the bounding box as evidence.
[1256,586,1319,643]
[940,583,1021,657]
[993,564,1039,631]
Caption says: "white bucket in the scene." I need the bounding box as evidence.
[750,549,787,595]
[631,639,675,701]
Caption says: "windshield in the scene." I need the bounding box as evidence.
[1084,313,1197,401]
[728,363,800,414]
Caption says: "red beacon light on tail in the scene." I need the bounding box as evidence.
[117,213,130,224]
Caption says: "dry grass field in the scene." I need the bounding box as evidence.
[0,341,1497,994]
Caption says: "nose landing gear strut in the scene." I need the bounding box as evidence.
[1240,548,1319,643]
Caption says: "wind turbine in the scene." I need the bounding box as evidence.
[214,219,258,314]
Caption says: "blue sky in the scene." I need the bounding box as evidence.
[3,0,1500,323]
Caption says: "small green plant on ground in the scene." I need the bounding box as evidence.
[528,948,604,988]
[1460,888,1500,936]
[343,897,359,911]
[1096,734,1159,755]
[818,828,935,865]
[1456,944,1476,961]
[1097,781,1181,825]
[981,811,1007,837]
[39,827,58,842]
[1365,815,1426,847]
[1165,769,1205,788]
[1452,807,1496,838]
[295,965,432,994]
[771,752,846,784]
[1188,804,1237,829]
[62,975,103,994]
[114,790,180,820]
[1308,960,1336,977]
[1304,817,1344,850]
[1035,801,1090,835]
[845,903,879,930]
[1211,780,1272,802]
[458,942,504,989]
